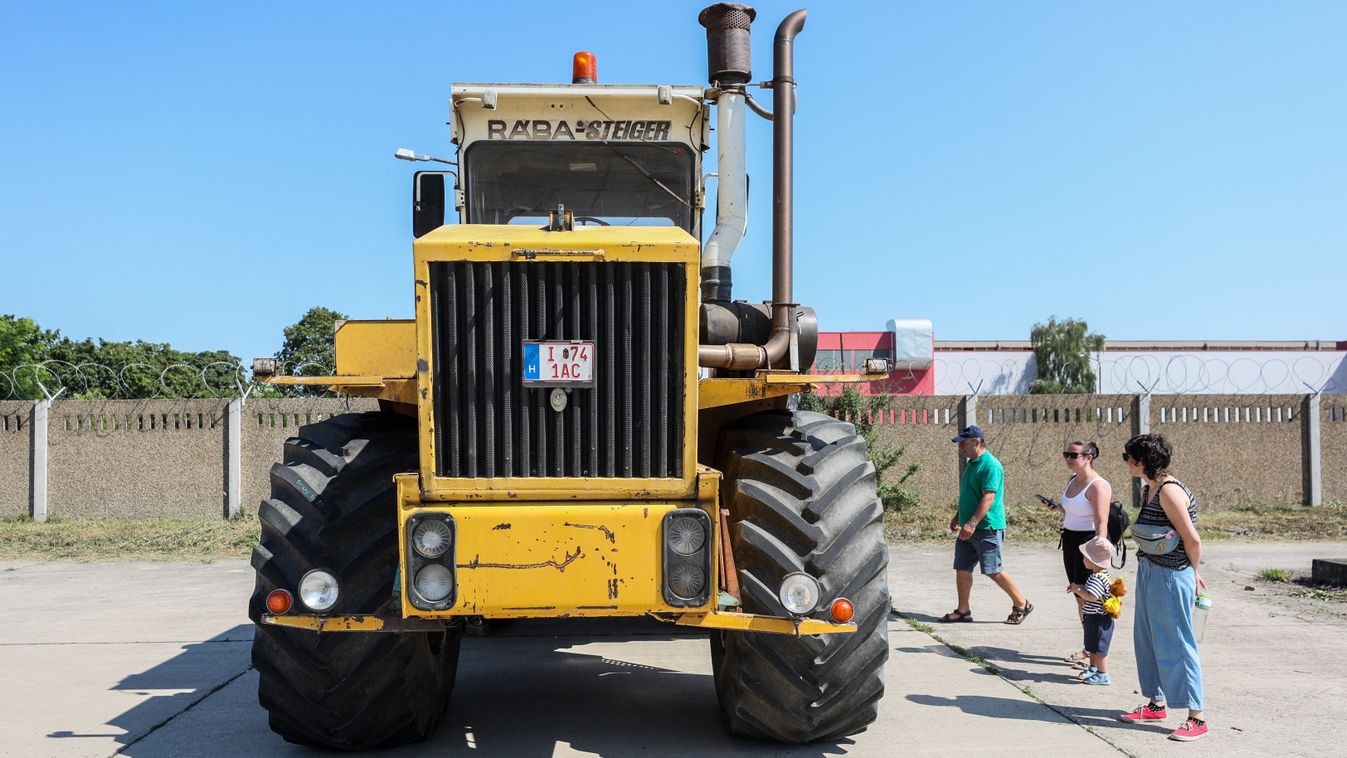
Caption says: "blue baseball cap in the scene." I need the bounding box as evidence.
[951,425,984,443]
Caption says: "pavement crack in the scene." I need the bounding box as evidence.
[110,665,254,757]
[893,611,1133,756]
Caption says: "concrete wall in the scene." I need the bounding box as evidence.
[4,393,1338,518]
[871,396,963,508]
[977,394,1136,509]
[48,399,230,518]
[1323,396,1347,504]
[1150,395,1305,506]
[0,401,32,517]
[875,393,1323,509]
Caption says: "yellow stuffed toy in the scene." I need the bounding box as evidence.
[1102,577,1128,619]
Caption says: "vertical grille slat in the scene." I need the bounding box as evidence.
[463,264,478,478]
[621,270,634,477]
[568,266,582,477]
[656,266,669,477]
[639,264,653,477]
[500,263,513,477]
[586,267,599,476]
[551,265,565,476]
[482,264,496,477]
[517,266,530,476]
[431,261,684,480]
[604,264,616,476]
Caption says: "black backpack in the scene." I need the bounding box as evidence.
[1107,500,1131,568]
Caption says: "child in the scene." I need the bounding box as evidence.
[1068,537,1127,685]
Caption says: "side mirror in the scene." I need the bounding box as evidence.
[413,171,447,238]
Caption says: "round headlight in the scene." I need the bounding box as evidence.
[667,563,706,600]
[298,569,340,612]
[414,564,454,603]
[667,516,706,556]
[778,572,821,615]
[412,520,453,559]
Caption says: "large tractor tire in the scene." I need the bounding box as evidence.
[247,412,460,751]
[711,410,889,743]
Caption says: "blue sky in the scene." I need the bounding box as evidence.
[2,1,1343,362]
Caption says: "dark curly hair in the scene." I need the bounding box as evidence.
[1124,433,1172,479]
[1067,440,1099,459]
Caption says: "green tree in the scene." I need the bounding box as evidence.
[0,315,58,399]
[798,386,920,511]
[276,306,347,374]
[46,338,240,398]
[275,307,348,395]
[1029,316,1105,394]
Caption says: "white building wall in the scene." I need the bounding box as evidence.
[934,350,1347,395]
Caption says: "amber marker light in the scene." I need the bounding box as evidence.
[830,598,855,623]
[572,51,597,84]
[266,589,294,615]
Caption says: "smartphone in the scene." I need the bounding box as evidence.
[1034,493,1057,508]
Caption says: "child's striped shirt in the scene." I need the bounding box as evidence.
[1082,571,1112,615]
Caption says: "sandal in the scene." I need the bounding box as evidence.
[1005,602,1034,625]
[1065,650,1090,664]
[938,609,973,623]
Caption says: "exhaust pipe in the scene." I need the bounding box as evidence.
[697,7,809,370]
[698,4,755,303]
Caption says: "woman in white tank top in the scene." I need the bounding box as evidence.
[1045,440,1112,663]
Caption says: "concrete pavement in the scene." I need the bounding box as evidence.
[1,541,1342,756]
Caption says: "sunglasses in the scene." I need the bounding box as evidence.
[1061,452,1089,460]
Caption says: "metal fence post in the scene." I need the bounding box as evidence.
[226,398,242,519]
[1304,393,1322,506]
[1130,393,1150,506]
[31,399,49,523]
[958,394,977,476]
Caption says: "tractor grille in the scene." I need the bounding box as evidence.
[429,261,685,479]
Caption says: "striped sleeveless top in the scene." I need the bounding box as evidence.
[1137,479,1198,570]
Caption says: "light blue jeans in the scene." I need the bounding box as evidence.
[1133,559,1205,710]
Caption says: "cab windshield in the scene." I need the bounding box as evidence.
[464,142,696,232]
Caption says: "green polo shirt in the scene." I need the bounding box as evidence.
[958,450,1006,530]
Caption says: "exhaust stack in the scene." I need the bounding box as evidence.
[697,6,811,371]
[698,4,755,303]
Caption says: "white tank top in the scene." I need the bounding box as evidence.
[1061,475,1101,531]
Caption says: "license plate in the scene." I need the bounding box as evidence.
[522,341,596,387]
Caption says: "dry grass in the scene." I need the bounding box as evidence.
[0,515,258,561]
[3,498,1345,562]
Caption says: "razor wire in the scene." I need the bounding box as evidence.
[5,352,1344,402]
[933,353,1347,397]
[0,359,337,401]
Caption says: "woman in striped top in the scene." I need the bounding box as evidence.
[1118,433,1209,742]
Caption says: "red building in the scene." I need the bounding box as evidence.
[810,330,935,395]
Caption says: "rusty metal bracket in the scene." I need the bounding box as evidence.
[673,609,855,636]
[262,614,458,633]
[718,508,741,606]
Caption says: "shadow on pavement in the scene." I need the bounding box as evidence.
[106,617,854,758]
[47,624,253,750]
[431,617,854,758]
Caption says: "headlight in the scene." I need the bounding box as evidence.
[666,515,707,556]
[667,563,706,600]
[414,564,454,603]
[298,569,340,612]
[778,572,821,615]
[412,520,453,558]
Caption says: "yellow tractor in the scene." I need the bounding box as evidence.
[248,3,889,748]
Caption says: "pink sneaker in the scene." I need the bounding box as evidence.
[1118,702,1167,723]
[1169,718,1209,742]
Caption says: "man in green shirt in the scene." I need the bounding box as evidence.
[939,425,1033,625]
